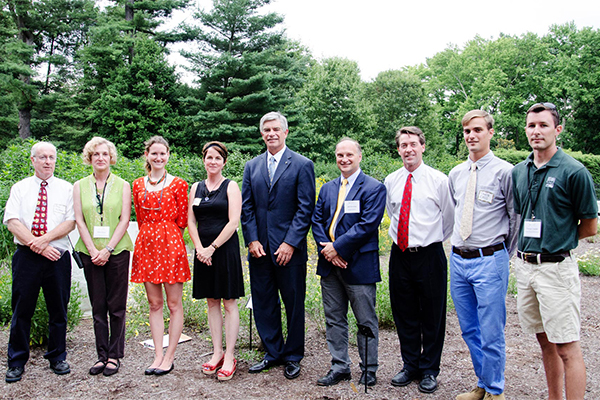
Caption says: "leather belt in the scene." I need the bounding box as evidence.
[452,243,505,259]
[517,250,570,264]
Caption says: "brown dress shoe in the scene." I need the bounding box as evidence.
[456,386,486,400]
[483,392,505,400]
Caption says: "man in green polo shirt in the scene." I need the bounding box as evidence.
[512,102,597,400]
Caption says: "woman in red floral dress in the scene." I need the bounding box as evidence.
[131,136,189,376]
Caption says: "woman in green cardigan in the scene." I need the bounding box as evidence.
[73,137,133,377]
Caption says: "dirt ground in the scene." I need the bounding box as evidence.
[1,241,599,399]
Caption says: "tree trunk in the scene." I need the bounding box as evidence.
[18,107,32,139]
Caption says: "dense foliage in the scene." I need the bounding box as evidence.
[0,0,599,160]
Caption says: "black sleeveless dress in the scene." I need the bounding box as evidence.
[192,179,244,299]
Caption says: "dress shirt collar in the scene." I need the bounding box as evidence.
[340,168,361,187]
[401,162,425,182]
[267,146,287,164]
[467,150,494,170]
[33,174,55,185]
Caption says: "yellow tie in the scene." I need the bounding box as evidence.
[329,179,348,241]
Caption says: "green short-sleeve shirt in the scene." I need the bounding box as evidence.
[512,148,598,253]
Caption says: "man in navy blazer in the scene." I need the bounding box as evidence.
[241,111,315,379]
[312,138,386,387]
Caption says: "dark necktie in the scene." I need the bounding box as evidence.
[397,174,412,251]
[32,180,48,237]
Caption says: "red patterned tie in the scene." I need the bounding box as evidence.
[32,180,48,237]
[397,174,412,251]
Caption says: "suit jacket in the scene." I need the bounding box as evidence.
[312,171,386,285]
[241,147,315,266]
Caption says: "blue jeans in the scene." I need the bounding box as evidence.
[450,246,509,395]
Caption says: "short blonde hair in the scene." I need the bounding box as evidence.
[461,110,494,130]
[82,137,118,165]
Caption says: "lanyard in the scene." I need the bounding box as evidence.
[94,173,110,225]
[525,164,549,220]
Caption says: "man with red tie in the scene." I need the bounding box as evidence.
[384,127,454,394]
[312,138,386,387]
[3,142,75,383]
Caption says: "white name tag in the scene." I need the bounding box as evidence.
[93,226,110,239]
[193,197,201,206]
[477,190,494,204]
[344,200,360,214]
[523,219,542,238]
[54,204,66,214]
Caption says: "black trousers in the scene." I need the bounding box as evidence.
[389,242,447,377]
[8,246,71,367]
[82,251,130,361]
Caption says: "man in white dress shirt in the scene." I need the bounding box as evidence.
[384,127,454,394]
[3,142,75,383]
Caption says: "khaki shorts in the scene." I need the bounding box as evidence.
[514,256,581,344]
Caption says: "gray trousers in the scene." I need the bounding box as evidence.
[321,267,379,373]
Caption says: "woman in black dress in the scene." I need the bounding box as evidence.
[188,141,244,381]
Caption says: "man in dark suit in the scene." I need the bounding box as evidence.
[241,111,315,379]
[312,138,386,387]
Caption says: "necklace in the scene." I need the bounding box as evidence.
[148,171,166,186]
[203,177,224,201]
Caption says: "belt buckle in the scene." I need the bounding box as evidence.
[408,247,419,253]
[521,252,540,264]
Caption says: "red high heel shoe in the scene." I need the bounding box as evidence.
[217,359,237,381]
[202,354,225,375]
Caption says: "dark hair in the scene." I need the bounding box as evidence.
[395,126,425,147]
[144,136,170,173]
[526,102,560,127]
[202,141,228,162]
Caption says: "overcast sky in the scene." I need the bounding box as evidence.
[174,0,599,81]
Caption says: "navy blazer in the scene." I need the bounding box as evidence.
[312,171,386,285]
[241,148,316,266]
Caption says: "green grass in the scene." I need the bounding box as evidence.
[578,250,600,276]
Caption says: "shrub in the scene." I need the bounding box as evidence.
[577,250,600,276]
[0,261,83,346]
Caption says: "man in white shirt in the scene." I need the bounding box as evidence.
[384,127,454,394]
[3,142,75,383]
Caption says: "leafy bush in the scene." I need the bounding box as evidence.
[0,261,83,346]
[578,250,600,276]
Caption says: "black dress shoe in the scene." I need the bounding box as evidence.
[391,368,416,387]
[358,370,377,386]
[248,359,278,374]
[283,361,301,379]
[5,366,24,383]
[50,360,71,375]
[89,360,107,375]
[418,374,438,393]
[154,363,174,376]
[144,367,156,375]
[317,370,351,386]
[103,359,120,376]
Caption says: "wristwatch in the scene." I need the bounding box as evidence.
[105,245,115,254]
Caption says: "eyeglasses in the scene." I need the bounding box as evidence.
[35,155,56,161]
[95,194,103,215]
[527,102,557,113]
[141,188,163,211]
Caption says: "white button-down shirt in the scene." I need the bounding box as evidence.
[3,175,75,250]
[385,163,454,248]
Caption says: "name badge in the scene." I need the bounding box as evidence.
[344,200,360,214]
[477,190,494,204]
[93,226,110,239]
[54,204,66,214]
[523,219,542,238]
[193,197,201,206]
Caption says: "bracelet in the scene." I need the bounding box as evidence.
[105,246,115,254]
[211,243,218,250]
